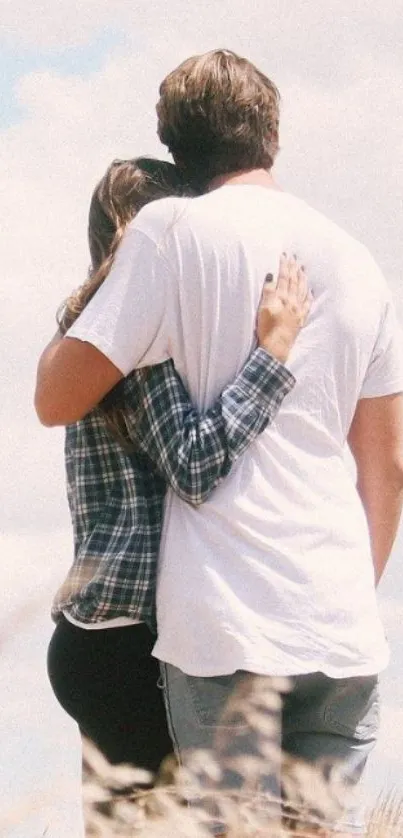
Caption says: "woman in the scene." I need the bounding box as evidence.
[47,157,311,780]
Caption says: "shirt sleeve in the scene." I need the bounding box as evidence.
[360,295,403,398]
[123,348,295,506]
[66,225,172,374]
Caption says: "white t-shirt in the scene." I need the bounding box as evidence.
[68,185,403,678]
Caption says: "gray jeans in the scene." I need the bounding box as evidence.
[161,665,379,834]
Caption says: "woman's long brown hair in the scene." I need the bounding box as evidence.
[57,157,188,447]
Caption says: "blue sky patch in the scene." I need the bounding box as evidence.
[0,28,126,129]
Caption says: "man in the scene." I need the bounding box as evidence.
[35,50,403,835]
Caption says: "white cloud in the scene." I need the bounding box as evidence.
[2,0,402,68]
[1,0,118,48]
[0,606,83,838]
[2,529,72,621]
[278,64,403,294]
[378,595,403,638]
[0,529,83,835]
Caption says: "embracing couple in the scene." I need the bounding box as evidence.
[35,49,403,837]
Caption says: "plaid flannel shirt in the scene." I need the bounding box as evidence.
[53,348,295,631]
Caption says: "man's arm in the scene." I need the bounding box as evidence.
[125,349,295,506]
[35,333,123,427]
[348,393,403,584]
[34,215,173,426]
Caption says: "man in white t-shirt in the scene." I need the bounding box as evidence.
[35,50,403,835]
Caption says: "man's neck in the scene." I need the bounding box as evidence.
[208,168,280,192]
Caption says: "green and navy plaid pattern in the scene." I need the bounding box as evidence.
[53,349,294,631]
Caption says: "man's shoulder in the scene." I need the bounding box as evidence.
[286,192,359,243]
[290,193,381,274]
[127,195,191,244]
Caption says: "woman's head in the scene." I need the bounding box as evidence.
[88,157,188,273]
[57,156,189,447]
[58,157,187,334]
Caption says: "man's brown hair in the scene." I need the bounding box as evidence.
[157,49,280,189]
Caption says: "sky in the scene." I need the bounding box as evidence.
[1,1,403,835]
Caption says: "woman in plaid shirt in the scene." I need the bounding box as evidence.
[47,158,311,788]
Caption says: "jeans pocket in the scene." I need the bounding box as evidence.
[186,673,249,730]
[323,676,380,741]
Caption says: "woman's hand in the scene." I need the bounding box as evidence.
[257,254,312,364]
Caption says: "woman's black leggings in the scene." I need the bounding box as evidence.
[47,616,173,774]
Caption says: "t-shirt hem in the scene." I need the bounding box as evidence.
[152,650,389,679]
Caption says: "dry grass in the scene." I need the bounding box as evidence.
[81,742,403,837]
[80,676,371,838]
[1,705,401,837]
[366,791,403,838]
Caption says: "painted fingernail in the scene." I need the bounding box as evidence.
[265,273,274,283]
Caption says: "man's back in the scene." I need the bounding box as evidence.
[135,184,402,677]
[34,48,403,830]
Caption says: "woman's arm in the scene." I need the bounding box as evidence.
[125,257,311,505]
[126,350,294,505]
